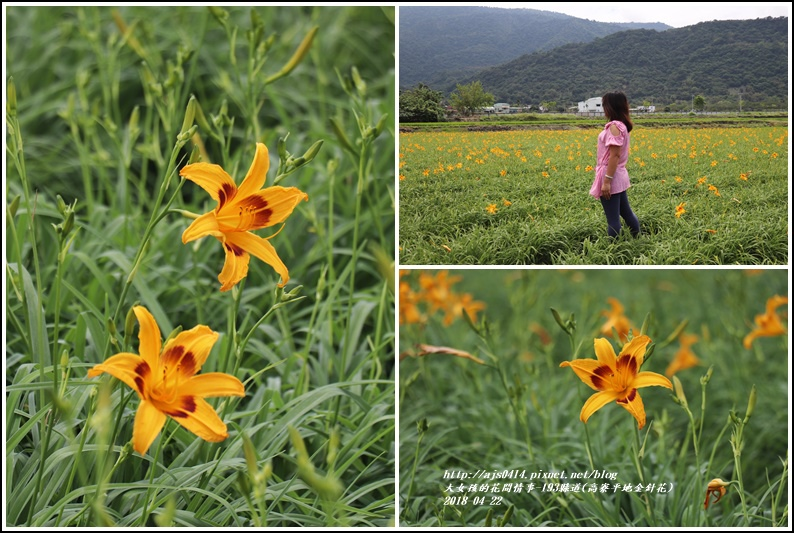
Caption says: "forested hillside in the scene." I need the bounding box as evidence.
[448,16,788,110]
[400,6,670,89]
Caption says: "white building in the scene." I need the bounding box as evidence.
[493,103,510,114]
[578,97,602,114]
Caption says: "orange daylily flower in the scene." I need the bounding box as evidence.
[675,202,686,218]
[560,335,672,429]
[704,478,730,509]
[443,292,486,326]
[88,306,245,455]
[418,270,462,314]
[665,332,701,377]
[743,295,788,349]
[181,143,308,291]
[600,297,634,341]
[399,277,425,325]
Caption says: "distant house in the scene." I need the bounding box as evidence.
[494,103,510,114]
[578,97,602,114]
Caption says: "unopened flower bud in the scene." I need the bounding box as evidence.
[7,77,17,117]
[743,384,756,424]
[301,140,323,162]
[672,375,688,408]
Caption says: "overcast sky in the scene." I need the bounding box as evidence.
[467,2,791,28]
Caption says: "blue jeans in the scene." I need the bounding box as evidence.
[599,190,640,237]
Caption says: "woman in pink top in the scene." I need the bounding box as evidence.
[589,92,640,237]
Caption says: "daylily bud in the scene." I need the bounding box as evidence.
[288,425,308,458]
[188,144,201,164]
[277,134,290,161]
[417,418,429,433]
[62,209,75,238]
[672,375,688,408]
[8,77,17,117]
[281,285,303,302]
[56,194,68,216]
[351,66,366,98]
[180,96,197,136]
[330,117,357,156]
[640,311,652,336]
[301,140,323,163]
[192,99,212,135]
[261,460,272,480]
[499,504,514,527]
[743,384,756,424]
[8,195,20,218]
[207,6,229,26]
[242,432,259,477]
[124,304,138,341]
[128,105,140,137]
[700,365,714,386]
[374,113,390,137]
[164,325,183,345]
[107,318,118,345]
[327,426,339,466]
[484,508,494,527]
[550,307,569,335]
[265,26,318,85]
[177,125,198,143]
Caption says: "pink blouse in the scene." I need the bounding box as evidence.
[589,120,631,199]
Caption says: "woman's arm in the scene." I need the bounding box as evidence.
[601,144,620,199]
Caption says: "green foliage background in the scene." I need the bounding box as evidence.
[6,5,395,527]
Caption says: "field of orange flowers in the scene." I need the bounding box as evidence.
[398,126,787,264]
[399,269,788,527]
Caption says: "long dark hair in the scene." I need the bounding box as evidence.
[602,91,633,132]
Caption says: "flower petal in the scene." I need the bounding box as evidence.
[560,358,615,391]
[162,324,219,377]
[182,210,223,244]
[593,338,617,369]
[186,372,246,398]
[615,388,647,429]
[160,396,229,443]
[180,162,238,208]
[225,231,289,287]
[619,334,651,368]
[133,306,161,372]
[742,331,758,350]
[236,142,270,199]
[217,238,251,292]
[633,370,673,390]
[216,186,308,232]
[580,390,619,423]
[132,399,167,455]
[88,352,148,397]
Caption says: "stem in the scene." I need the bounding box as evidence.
[632,423,653,522]
[341,140,372,381]
[583,423,595,471]
[405,428,425,520]
[733,423,750,526]
[140,419,170,526]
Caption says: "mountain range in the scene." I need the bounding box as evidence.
[400,7,788,110]
[400,6,671,89]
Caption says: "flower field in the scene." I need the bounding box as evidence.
[399,269,788,527]
[398,126,787,264]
